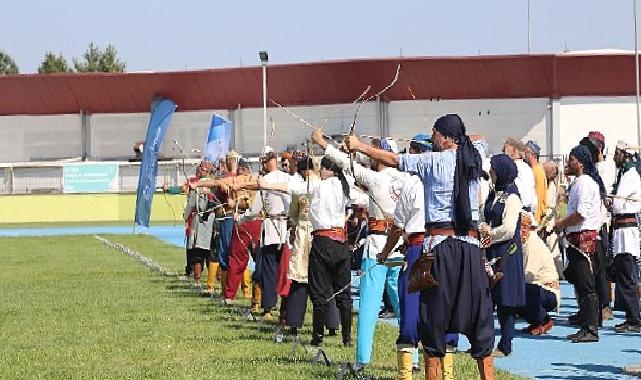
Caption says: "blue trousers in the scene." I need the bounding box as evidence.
[397,244,421,346]
[397,243,458,364]
[259,244,281,310]
[497,305,516,355]
[217,218,234,270]
[518,283,557,326]
[356,258,400,364]
[419,238,494,359]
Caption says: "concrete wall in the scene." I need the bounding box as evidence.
[90,110,230,159]
[0,193,185,223]
[559,96,641,155]
[235,102,379,154]
[0,115,82,162]
[2,96,639,163]
[389,98,549,156]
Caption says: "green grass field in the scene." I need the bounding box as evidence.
[0,234,526,379]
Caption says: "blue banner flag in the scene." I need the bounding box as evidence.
[203,114,232,162]
[134,98,176,228]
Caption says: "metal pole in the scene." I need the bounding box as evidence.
[527,0,532,54]
[262,63,267,149]
[635,0,641,145]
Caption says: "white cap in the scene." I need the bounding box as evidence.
[616,140,635,154]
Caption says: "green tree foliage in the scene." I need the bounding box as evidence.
[0,50,19,75]
[73,42,126,73]
[38,52,73,73]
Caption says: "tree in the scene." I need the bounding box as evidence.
[38,52,73,73]
[0,50,19,75]
[74,42,126,73]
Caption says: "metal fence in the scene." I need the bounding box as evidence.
[0,160,199,195]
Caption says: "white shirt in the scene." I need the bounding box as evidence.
[290,177,349,231]
[546,181,557,209]
[612,168,641,257]
[325,145,405,220]
[288,172,305,189]
[514,159,537,213]
[393,174,425,235]
[348,174,370,207]
[325,145,405,260]
[486,193,523,244]
[243,169,291,246]
[565,175,605,233]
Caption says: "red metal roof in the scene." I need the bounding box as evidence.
[0,53,638,115]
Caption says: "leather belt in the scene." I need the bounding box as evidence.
[313,227,346,242]
[406,232,425,245]
[613,214,638,230]
[614,213,638,219]
[368,218,393,233]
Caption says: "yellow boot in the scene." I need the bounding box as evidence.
[442,352,454,380]
[396,350,414,380]
[207,262,219,292]
[241,269,252,298]
[251,282,262,314]
[220,270,228,297]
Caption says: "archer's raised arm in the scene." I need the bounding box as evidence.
[346,134,399,167]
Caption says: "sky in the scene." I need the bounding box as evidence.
[2,0,640,73]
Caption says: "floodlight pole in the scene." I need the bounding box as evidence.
[260,51,269,150]
[635,0,641,145]
[527,0,532,54]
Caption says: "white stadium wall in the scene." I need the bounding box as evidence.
[389,98,549,156]
[559,96,640,156]
[0,115,82,162]
[235,103,379,154]
[90,113,150,159]
[90,110,229,160]
[1,96,640,163]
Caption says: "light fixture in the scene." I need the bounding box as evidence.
[259,51,269,64]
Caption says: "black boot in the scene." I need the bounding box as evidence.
[567,297,588,340]
[571,294,599,343]
[340,304,352,347]
[568,312,583,326]
[311,306,326,347]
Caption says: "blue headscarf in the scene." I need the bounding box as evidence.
[484,154,520,221]
[490,154,519,193]
[433,114,482,235]
[570,145,606,200]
